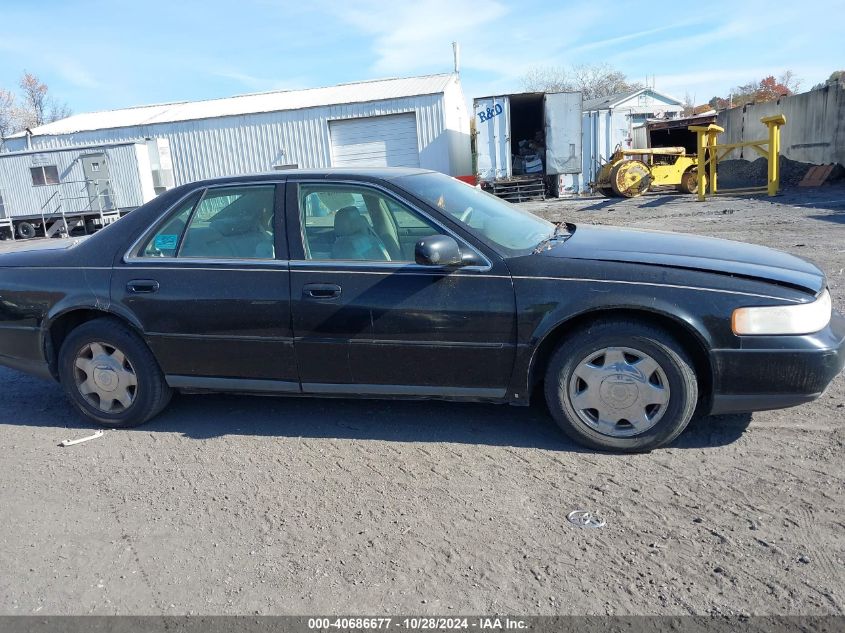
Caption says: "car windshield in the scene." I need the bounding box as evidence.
[393,172,555,256]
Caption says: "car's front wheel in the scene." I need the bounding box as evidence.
[544,319,698,452]
[58,318,172,428]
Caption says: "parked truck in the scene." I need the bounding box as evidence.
[473,91,582,201]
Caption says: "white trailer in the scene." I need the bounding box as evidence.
[473,91,582,201]
[0,141,161,240]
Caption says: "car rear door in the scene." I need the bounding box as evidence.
[286,177,517,397]
[111,181,298,392]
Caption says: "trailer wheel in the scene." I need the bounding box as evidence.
[17,222,36,239]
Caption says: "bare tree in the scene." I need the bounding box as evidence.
[570,63,643,100]
[3,71,72,135]
[521,63,643,100]
[681,91,697,116]
[18,72,50,128]
[49,101,72,122]
[778,70,801,94]
[521,66,572,93]
[0,89,16,144]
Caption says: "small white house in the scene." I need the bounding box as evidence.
[582,88,683,186]
[0,74,472,230]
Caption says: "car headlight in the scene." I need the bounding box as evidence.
[732,289,832,335]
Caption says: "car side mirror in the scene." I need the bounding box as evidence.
[415,235,464,267]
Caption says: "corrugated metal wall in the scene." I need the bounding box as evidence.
[4,95,455,185]
[0,144,144,219]
[716,84,845,165]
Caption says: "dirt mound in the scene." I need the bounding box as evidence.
[717,156,843,189]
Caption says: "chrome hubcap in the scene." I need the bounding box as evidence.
[73,342,137,413]
[568,346,670,437]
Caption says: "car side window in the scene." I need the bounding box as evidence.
[141,192,201,257]
[140,186,277,260]
[179,186,276,259]
[298,184,441,262]
[386,199,430,229]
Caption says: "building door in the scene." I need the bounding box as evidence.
[329,113,420,168]
[80,153,113,211]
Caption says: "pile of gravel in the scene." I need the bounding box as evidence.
[716,156,843,189]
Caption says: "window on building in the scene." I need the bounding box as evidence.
[0,191,5,215]
[30,165,60,187]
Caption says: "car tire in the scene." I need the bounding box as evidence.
[544,319,698,452]
[58,318,172,428]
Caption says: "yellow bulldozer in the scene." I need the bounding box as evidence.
[592,146,706,198]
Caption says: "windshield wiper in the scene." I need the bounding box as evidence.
[532,222,574,254]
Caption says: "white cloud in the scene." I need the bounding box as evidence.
[325,0,605,82]
[567,21,702,56]
[208,67,306,93]
[53,60,101,90]
[330,0,509,75]
[0,35,101,90]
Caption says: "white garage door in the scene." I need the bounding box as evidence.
[329,113,420,168]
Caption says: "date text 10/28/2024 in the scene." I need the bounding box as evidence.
[307,617,528,631]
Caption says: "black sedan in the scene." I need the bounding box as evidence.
[0,169,842,451]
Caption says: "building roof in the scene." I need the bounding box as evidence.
[644,110,718,131]
[11,74,456,139]
[583,87,682,111]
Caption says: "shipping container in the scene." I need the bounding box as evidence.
[473,91,582,201]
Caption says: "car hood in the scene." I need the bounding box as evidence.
[545,224,825,294]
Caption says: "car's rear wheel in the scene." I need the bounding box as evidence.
[58,318,172,428]
[544,319,698,452]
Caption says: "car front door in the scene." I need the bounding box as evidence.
[111,182,298,392]
[286,178,516,397]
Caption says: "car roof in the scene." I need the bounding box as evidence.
[184,167,438,188]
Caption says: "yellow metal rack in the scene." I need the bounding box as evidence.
[690,114,786,201]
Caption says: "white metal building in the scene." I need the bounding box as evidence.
[582,88,683,186]
[0,73,471,232]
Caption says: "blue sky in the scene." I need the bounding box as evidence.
[0,0,841,115]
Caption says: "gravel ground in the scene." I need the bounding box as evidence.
[0,185,843,616]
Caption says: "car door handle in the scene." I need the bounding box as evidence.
[303,283,341,299]
[126,279,160,294]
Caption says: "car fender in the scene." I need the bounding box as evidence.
[509,288,718,403]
